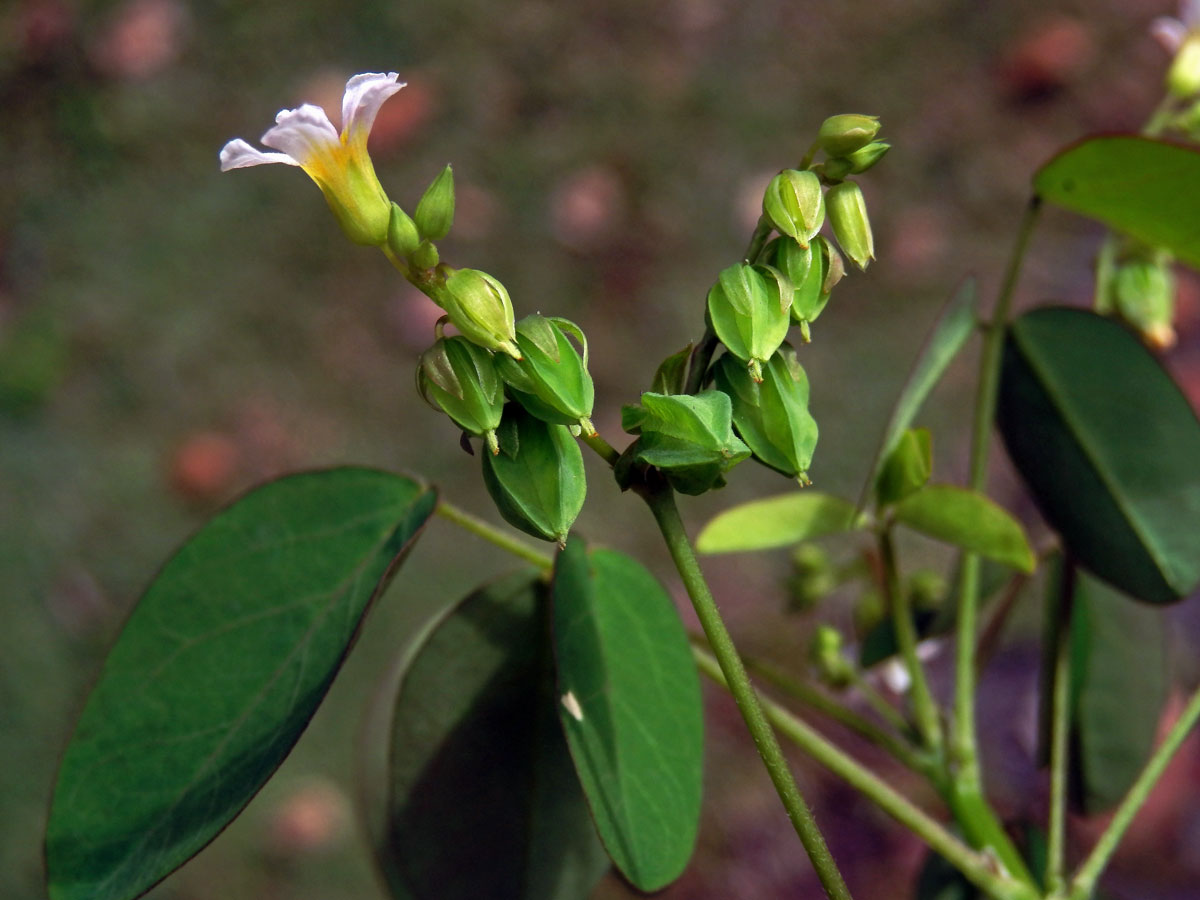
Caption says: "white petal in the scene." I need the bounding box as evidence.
[1183,0,1200,27]
[1152,17,1187,53]
[340,72,405,137]
[261,104,341,165]
[219,138,300,171]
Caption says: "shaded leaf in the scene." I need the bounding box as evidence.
[998,307,1200,603]
[46,469,437,900]
[552,537,703,891]
[1035,136,1200,269]
[380,570,609,900]
[875,427,932,508]
[893,485,1035,573]
[696,491,860,554]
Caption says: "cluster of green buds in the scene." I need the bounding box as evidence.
[1096,240,1177,350]
[626,114,887,492]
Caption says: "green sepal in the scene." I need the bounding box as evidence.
[874,427,932,508]
[620,390,750,495]
[826,180,874,271]
[711,346,818,482]
[482,403,586,544]
[416,336,505,454]
[846,141,890,174]
[650,345,693,395]
[414,164,455,241]
[495,315,596,433]
[705,262,791,381]
[762,169,824,248]
[773,236,836,338]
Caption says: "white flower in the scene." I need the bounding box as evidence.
[220,72,405,245]
[1152,0,1200,53]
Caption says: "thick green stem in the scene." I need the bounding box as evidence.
[1044,560,1076,895]
[645,488,853,900]
[879,528,943,753]
[435,500,552,570]
[1068,684,1200,900]
[579,430,621,467]
[692,647,1042,900]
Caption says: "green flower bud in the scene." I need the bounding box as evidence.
[809,624,854,688]
[482,402,586,545]
[846,141,890,174]
[712,345,818,484]
[786,544,835,612]
[816,157,854,181]
[411,239,440,270]
[763,169,824,248]
[414,164,455,241]
[1112,256,1176,349]
[436,268,520,359]
[387,203,421,257]
[826,181,874,271]
[907,569,945,612]
[416,336,505,455]
[495,315,596,434]
[817,114,881,158]
[1168,34,1200,98]
[852,588,886,635]
[706,262,791,382]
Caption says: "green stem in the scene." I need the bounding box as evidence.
[879,528,943,753]
[579,430,621,467]
[845,668,917,739]
[692,647,1042,900]
[435,500,553,570]
[1068,683,1200,900]
[1045,560,1076,895]
[645,488,853,900]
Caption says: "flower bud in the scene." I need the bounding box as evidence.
[763,169,824,248]
[706,262,791,381]
[436,268,520,359]
[826,181,874,271]
[495,315,596,434]
[414,164,455,241]
[809,625,854,688]
[817,114,881,158]
[387,203,421,257]
[411,239,440,270]
[712,345,818,483]
[482,402,586,545]
[846,141,890,174]
[416,336,505,454]
[786,544,835,612]
[1168,34,1200,98]
[1112,256,1177,349]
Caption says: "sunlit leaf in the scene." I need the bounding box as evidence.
[696,491,860,554]
[892,485,1036,573]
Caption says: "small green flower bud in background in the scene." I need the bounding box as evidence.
[706,262,791,382]
[713,345,818,484]
[482,402,586,545]
[387,203,421,257]
[495,315,596,434]
[817,114,881,158]
[852,589,886,635]
[436,268,520,359]
[763,169,824,247]
[416,336,505,455]
[414,164,455,241]
[411,239,440,271]
[846,141,890,174]
[1112,255,1177,349]
[785,544,835,613]
[809,624,854,688]
[826,181,875,271]
[1168,33,1200,98]
[907,570,946,612]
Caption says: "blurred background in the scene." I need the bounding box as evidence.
[5,0,1200,897]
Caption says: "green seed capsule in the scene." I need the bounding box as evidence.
[482,402,586,544]
[712,345,818,483]
[435,268,520,359]
[773,236,836,342]
[763,169,824,248]
[1112,257,1176,349]
[414,164,455,241]
[817,114,881,158]
[826,181,874,271]
[706,262,791,381]
[416,336,505,455]
[494,315,596,434]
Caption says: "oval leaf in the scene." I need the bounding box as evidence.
[1068,569,1168,813]
[697,491,860,554]
[893,484,1035,573]
[551,537,703,891]
[46,468,437,900]
[997,307,1200,603]
[1035,136,1200,269]
[380,570,609,900]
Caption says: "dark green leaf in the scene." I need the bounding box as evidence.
[552,537,703,891]
[1068,569,1168,813]
[696,491,860,554]
[46,469,437,900]
[1035,136,1200,268]
[379,571,609,900]
[874,427,932,508]
[860,280,978,509]
[893,485,1036,573]
[998,307,1200,603]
